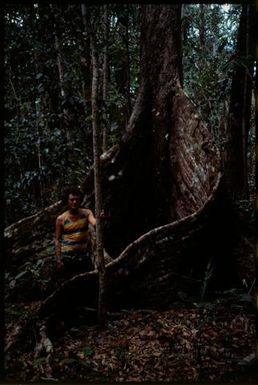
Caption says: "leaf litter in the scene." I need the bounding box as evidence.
[5,297,256,383]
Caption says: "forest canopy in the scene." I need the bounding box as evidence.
[5,3,251,226]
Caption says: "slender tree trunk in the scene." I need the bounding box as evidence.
[124,5,132,126]
[35,99,44,208]
[180,4,186,88]
[54,32,71,149]
[33,44,47,208]
[81,4,107,327]
[102,4,108,153]
[8,71,23,179]
[8,71,21,122]
[199,4,205,49]
[80,20,92,104]
[50,4,72,162]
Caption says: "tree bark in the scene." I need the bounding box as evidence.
[124,5,132,126]
[54,32,71,148]
[82,4,107,327]
[102,4,109,153]
[199,4,206,49]
[87,4,219,257]
[91,28,107,329]
[51,5,72,161]
[226,4,255,199]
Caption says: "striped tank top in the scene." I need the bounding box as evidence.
[61,211,89,257]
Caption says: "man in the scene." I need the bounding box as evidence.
[55,187,96,275]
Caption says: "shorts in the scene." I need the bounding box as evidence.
[60,252,93,277]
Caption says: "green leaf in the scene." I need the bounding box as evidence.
[82,345,93,356]
[80,360,91,368]
[61,358,77,364]
[15,270,28,280]
[36,73,43,80]
[33,357,48,365]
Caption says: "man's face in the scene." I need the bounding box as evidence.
[68,194,81,211]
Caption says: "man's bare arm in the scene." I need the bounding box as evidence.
[87,209,96,227]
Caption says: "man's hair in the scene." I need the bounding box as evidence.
[62,186,84,205]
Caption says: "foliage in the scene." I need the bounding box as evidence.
[5,4,244,225]
[5,256,55,302]
[6,4,253,225]
[4,4,140,225]
[182,4,241,146]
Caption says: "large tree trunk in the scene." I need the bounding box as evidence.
[83,4,219,257]
[6,5,236,325]
[226,4,255,199]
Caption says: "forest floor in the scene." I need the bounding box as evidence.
[5,200,257,383]
[5,292,257,383]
